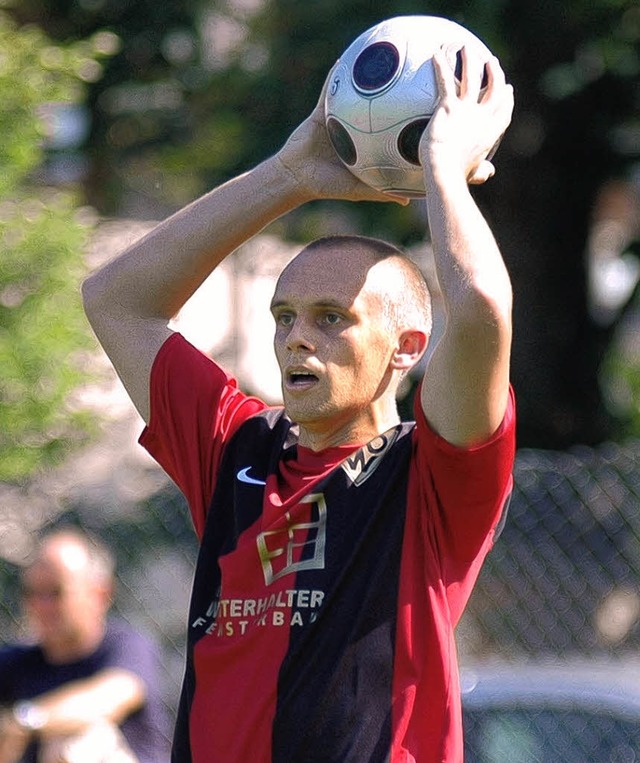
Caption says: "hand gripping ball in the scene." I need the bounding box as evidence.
[325,16,496,196]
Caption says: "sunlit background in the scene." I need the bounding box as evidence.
[1,0,640,757]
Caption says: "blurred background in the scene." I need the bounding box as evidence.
[1,0,640,756]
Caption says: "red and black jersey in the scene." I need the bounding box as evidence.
[141,333,515,763]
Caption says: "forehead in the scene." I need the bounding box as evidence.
[23,561,70,592]
[272,245,387,309]
[23,542,88,586]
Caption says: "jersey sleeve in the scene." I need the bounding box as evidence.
[413,386,516,594]
[139,333,268,538]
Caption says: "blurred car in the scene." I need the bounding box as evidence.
[461,661,640,762]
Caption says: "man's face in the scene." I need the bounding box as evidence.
[270,246,396,441]
[21,544,107,653]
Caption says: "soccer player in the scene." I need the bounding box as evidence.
[82,47,515,763]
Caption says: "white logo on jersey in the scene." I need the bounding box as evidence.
[237,466,267,486]
[341,428,399,486]
[256,492,327,585]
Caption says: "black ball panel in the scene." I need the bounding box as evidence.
[353,41,400,93]
[397,118,430,166]
[326,117,358,166]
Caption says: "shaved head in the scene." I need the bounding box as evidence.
[292,235,432,337]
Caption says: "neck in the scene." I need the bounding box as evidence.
[42,628,105,664]
[297,405,401,452]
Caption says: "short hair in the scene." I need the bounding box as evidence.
[304,234,404,259]
[303,235,432,335]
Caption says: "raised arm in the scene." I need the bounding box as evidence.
[83,160,304,422]
[82,81,402,422]
[419,48,515,447]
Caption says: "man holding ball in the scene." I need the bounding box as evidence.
[83,41,515,763]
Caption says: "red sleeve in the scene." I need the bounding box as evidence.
[139,333,269,538]
[413,386,516,594]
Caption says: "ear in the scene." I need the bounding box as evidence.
[95,579,114,610]
[390,329,429,371]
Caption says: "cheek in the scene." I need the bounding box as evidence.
[273,336,287,370]
[329,348,380,394]
[352,334,390,374]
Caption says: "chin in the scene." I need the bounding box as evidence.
[284,406,318,426]
[284,400,331,427]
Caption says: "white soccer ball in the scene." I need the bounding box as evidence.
[324,15,495,197]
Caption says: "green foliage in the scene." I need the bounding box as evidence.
[0,13,109,481]
[6,0,639,447]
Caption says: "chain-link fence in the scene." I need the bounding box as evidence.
[0,475,195,722]
[2,437,640,759]
[461,440,640,660]
[461,440,640,762]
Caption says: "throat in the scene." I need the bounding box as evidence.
[297,413,400,452]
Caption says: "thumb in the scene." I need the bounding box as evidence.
[468,160,496,185]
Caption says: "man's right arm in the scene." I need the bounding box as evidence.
[82,157,308,423]
[82,78,403,424]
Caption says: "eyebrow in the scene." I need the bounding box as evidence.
[270,299,349,311]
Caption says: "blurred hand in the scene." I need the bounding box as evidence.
[420,46,514,184]
[0,711,30,763]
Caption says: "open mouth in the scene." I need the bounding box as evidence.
[287,370,319,388]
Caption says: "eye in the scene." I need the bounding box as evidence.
[275,311,294,327]
[321,312,342,326]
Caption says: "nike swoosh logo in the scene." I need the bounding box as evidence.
[236,467,267,486]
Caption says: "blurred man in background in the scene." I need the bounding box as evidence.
[0,529,171,763]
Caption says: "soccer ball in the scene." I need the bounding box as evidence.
[324,15,495,197]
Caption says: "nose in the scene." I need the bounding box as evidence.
[284,316,316,353]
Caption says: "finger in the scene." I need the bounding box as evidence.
[485,55,506,91]
[501,83,515,124]
[374,190,411,206]
[385,194,411,206]
[458,45,489,101]
[491,83,515,135]
[458,45,471,99]
[432,48,456,99]
[351,182,411,206]
[480,55,507,107]
[468,160,495,185]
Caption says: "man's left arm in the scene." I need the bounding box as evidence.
[419,48,515,447]
[0,668,145,741]
[0,669,144,762]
